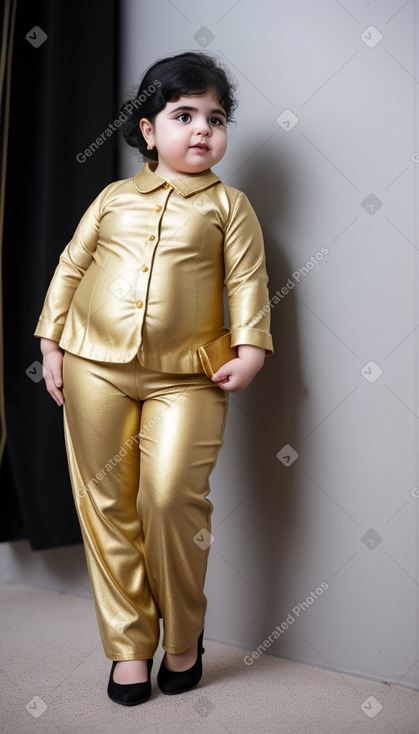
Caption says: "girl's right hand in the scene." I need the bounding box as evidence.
[40,338,64,406]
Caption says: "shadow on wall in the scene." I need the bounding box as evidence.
[225,147,308,643]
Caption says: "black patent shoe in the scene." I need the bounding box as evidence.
[157,629,205,695]
[107,658,153,706]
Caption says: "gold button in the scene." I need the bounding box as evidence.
[135,300,143,309]
[154,205,162,213]
[163,182,172,189]
[148,235,155,241]
[141,265,149,272]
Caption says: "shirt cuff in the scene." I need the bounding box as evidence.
[230,327,274,356]
[34,320,64,343]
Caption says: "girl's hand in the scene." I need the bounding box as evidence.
[40,338,64,406]
[211,345,265,392]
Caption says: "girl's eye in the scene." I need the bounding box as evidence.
[209,117,223,126]
[177,113,191,123]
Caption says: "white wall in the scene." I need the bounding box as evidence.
[119,0,418,690]
[1,0,416,691]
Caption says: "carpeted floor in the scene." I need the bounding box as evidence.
[0,581,417,733]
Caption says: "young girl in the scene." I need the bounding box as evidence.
[35,51,273,706]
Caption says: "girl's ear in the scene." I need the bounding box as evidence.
[139,118,154,147]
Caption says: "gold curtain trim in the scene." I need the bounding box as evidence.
[0,0,18,465]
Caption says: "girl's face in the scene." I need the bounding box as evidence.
[140,89,228,180]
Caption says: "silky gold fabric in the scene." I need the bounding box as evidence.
[34,162,273,372]
[62,351,228,660]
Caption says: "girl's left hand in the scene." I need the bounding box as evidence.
[212,345,265,392]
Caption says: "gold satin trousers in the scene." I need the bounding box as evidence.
[62,351,228,660]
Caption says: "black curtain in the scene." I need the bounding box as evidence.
[0,0,119,549]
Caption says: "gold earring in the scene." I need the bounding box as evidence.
[147,144,154,150]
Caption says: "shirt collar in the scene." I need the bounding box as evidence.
[132,161,221,198]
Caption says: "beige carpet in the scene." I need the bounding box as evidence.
[0,581,417,734]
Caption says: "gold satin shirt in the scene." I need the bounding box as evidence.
[34,162,273,373]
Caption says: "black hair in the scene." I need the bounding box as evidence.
[120,51,237,161]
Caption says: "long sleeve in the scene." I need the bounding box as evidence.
[223,191,273,354]
[34,186,108,342]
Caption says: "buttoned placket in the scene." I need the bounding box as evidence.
[133,183,173,339]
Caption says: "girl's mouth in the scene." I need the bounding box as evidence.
[191,143,209,151]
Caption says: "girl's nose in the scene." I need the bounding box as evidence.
[195,118,211,135]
